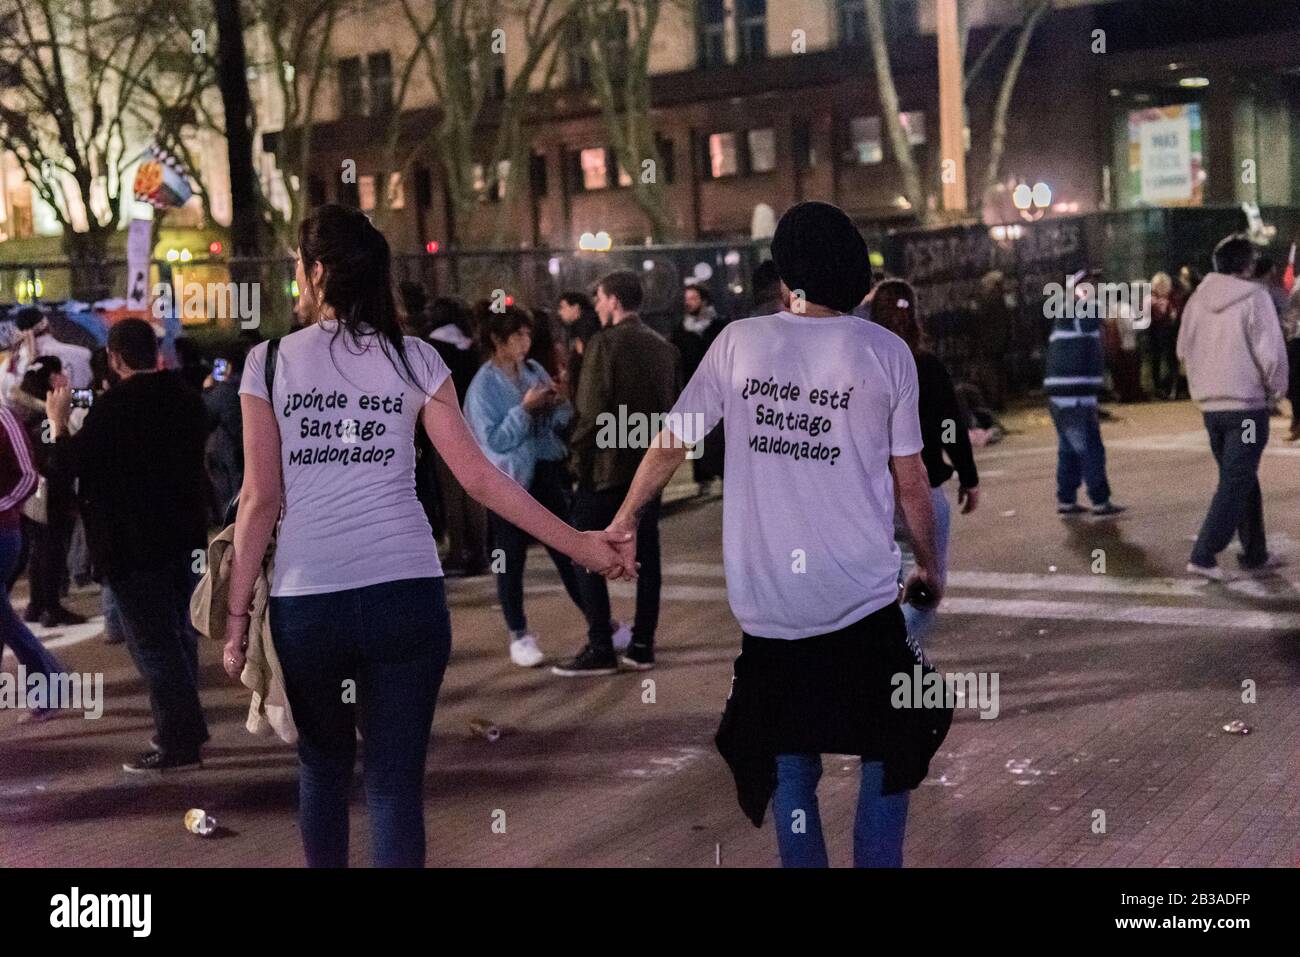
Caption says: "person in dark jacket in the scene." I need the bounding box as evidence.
[555,269,681,676]
[672,284,726,493]
[556,291,601,395]
[869,279,979,645]
[426,298,487,575]
[46,318,211,773]
[17,355,85,627]
[202,338,251,524]
[1043,282,1125,517]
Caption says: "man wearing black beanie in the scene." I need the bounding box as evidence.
[600,200,949,867]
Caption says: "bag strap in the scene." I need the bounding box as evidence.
[264,337,280,397]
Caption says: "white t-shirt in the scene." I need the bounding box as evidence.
[241,320,450,596]
[667,311,923,639]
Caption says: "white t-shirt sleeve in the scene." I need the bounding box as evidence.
[239,341,270,403]
[667,326,728,446]
[408,338,451,400]
[888,346,924,457]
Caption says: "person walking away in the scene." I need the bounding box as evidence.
[464,305,602,668]
[1043,282,1125,517]
[673,284,725,494]
[556,270,680,676]
[973,272,1012,410]
[428,298,487,575]
[203,338,251,523]
[605,202,951,867]
[1178,234,1289,582]
[223,204,630,868]
[45,319,211,772]
[870,280,979,645]
[0,404,65,723]
[1147,273,1180,400]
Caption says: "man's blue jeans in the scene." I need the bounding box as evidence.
[270,576,451,868]
[1190,409,1269,569]
[1049,402,1111,506]
[772,754,910,867]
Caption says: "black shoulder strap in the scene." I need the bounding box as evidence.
[265,338,280,396]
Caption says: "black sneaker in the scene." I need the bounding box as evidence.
[122,750,202,774]
[1056,502,1087,515]
[23,604,42,624]
[620,643,655,671]
[41,606,87,627]
[551,646,620,677]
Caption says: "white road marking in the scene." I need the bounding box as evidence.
[1,618,106,664]
[940,596,1300,631]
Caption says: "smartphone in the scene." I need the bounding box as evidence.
[212,358,230,383]
[70,388,94,409]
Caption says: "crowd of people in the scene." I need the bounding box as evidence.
[0,197,1294,869]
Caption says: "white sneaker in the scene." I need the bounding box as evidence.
[509,634,545,668]
[1186,562,1233,583]
[611,620,633,652]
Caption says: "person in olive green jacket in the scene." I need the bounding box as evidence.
[556,270,681,677]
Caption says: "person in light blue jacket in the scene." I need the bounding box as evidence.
[464,305,592,667]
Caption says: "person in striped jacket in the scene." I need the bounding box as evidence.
[0,405,65,721]
[1043,284,1125,517]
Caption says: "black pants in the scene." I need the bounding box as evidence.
[1148,322,1179,399]
[571,487,661,654]
[487,460,585,634]
[109,562,208,756]
[22,512,71,615]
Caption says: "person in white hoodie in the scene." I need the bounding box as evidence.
[1177,234,1289,581]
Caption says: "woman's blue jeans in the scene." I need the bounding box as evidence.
[270,576,451,868]
[772,754,910,867]
[0,525,62,683]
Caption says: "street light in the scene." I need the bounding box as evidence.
[1012,181,1052,222]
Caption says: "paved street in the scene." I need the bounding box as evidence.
[3,399,1299,867]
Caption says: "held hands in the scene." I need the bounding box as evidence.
[522,384,559,413]
[958,485,980,514]
[574,529,639,581]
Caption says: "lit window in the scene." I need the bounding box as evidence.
[358,175,376,211]
[849,117,883,165]
[900,110,926,146]
[580,148,608,190]
[708,132,739,178]
[748,128,776,174]
[386,172,404,210]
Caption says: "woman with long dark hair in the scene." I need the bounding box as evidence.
[224,205,632,867]
[870,279,979,645]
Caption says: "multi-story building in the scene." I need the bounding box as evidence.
[285,0,1300,254]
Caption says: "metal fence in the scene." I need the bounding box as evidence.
[4,205,1296,385]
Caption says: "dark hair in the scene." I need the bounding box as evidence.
[870,279,922,354]
[1252,256,1276,280]
[428,296,472,337]
[597,270,644,313]
[527,308,564,377]
[476,303,533,358]
[1213,234,1257,276]
[14,306,44,331]
[107,318,159,371]
[219,337,253,375]
[684,283,712,305]
[559,291,594,312]
[20,355,62,400]
[752,259,781,300]
[298,203,424,387]
[399,280,428,320]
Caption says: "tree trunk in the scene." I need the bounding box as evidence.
[63,228,111,303]
[982,1,1052,209]
[865,0,926,219]
[215,0,261,264]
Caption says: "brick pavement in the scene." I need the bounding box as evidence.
[2,400,1299,867]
